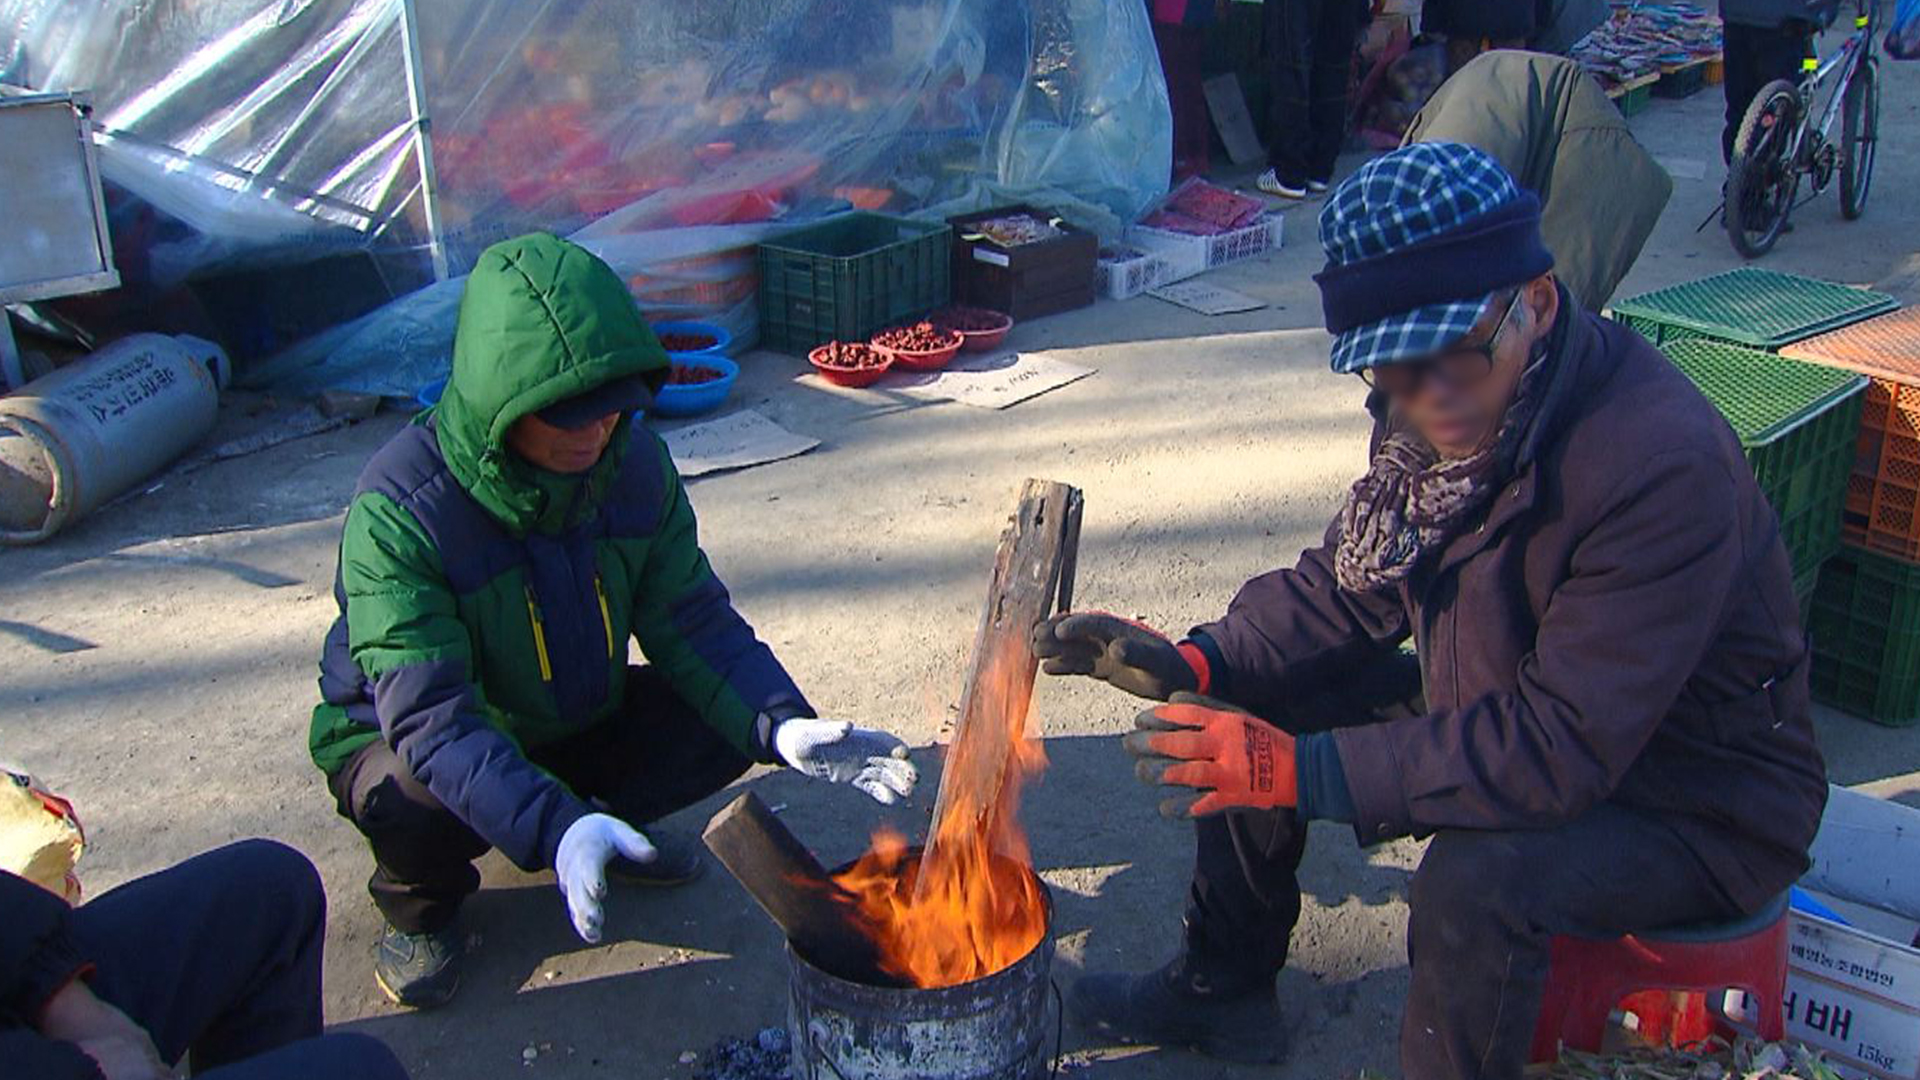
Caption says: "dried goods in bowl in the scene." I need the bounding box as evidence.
[871,321,964,371]
[809,342,894,387]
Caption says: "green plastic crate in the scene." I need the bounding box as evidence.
[1809,544,1920,726]
[1662,339,1867,584]
[1612,268,1898,351]
[1615,83,1651,116]
[756,212,951,354]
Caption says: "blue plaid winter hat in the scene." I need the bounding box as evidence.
[1315,142,1554,375]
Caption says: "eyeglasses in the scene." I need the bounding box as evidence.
[1358,290,1524,396]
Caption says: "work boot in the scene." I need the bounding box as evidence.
[606,825,705,887]
[1069,954,1286,1064]
[373,922,463,1009]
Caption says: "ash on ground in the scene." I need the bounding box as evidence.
[693,1027,791,1080]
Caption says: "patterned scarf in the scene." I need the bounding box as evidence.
[1334,343,1552,593]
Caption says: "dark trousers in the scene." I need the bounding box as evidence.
[1153,20,1212,182]
[1722,21,1816,163]
[330,666,752,933]
[74,840,408,1080]
[1184,656,1743,1080]
[1263,0,1365,183]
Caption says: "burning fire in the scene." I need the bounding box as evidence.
[832,641,1049,989]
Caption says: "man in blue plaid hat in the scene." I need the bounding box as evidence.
[1036,143,1825,1075]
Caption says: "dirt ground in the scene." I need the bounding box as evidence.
[6,52,1920,1080]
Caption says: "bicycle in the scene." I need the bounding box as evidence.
[1725,0,1881,258]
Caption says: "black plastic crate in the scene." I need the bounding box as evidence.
[948,205,1097,322]
[757,213,951,354]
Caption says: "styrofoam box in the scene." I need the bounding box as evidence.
[1096,248,1175,301]
[1786,786,1920,1078]
[1123,211,1285,284]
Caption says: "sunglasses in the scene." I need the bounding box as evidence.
[1357,290,1524,397]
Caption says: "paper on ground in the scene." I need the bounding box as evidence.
[1148,280,1267,315]
[895,349,1094,409]
[661,409,820,478]
[797,350,1094,410]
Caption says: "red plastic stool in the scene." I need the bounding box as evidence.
[1530,891,1790,1063]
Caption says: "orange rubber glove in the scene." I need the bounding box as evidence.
[1122,692,1297,818]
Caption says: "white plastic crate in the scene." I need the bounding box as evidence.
[1124,211,1284,283]
[1096,246,1176,301]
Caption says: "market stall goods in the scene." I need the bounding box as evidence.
[932,306,1015,352]
[667,363,727,386]
[659,333,720,354]
[871,322,964,372]
[808,341,894,387]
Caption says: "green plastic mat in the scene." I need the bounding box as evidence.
[1662,339,1867,446]
[1612,267,1898,350]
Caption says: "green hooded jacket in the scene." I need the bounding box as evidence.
[309,234,809,870]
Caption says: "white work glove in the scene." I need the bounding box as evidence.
[773,719,918,805]
[554,812,656,944]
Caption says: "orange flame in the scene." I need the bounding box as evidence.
[832,639,1049,989]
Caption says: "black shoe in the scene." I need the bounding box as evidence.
[606,826,705,887]
[373,922,463,1009]
[1068,956,1286,1064]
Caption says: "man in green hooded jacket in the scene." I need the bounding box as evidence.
[309,234,916,1008]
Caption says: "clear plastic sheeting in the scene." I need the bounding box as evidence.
[1,0,1170,284]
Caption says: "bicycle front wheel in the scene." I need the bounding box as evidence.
[1841,56,1878,220]
[1727,79,1802,258]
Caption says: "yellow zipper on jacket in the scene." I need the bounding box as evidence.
[524,586,553,682]
[593,574,615,659]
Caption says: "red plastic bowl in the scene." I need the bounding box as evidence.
[934,307,1014,353]
[871,328,964,372]
[809,344,895,388]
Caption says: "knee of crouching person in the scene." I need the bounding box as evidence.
[222,838,327,922]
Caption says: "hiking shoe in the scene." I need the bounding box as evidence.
[1307,176,1332,194]
[606,825,705,887]
[1069,957,1286,1064]
[373,922,463,1009]
[1256,169,1308,200]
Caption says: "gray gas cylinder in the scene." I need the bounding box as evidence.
[0,333,230,544]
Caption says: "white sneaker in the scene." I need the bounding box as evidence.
[1307,177,1332,194]
[1255,169,1307,200]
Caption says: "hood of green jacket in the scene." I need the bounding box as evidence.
[434,233,669,535]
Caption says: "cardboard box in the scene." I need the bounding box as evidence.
[1789,786,1920,1078]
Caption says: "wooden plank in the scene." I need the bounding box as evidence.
[915,478,1083,899]
[701,792,901,985]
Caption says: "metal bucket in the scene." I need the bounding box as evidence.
[788,862,1057,1080]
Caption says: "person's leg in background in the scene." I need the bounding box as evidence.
[1261,0,1316,197]
[329,742,491,1007]
[1153,18,1213,182]
[1721,20,1815,162]
[1398,804,1746,1080]
[1306,0,1367,189]
[66,840,398,1075]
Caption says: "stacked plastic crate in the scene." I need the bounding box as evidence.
[1783,307,1920,726]
[1611,270,1897,716]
